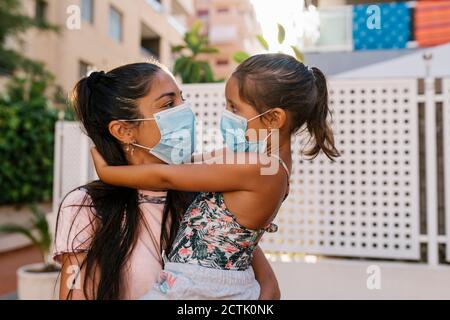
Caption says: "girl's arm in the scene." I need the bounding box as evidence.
[191,147,228,163]
[252,246,281,300]
[91,147,268,193]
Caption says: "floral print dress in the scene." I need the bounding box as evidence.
[167,192,278,271]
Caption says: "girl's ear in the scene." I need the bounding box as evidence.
[108,120,136,144]
[264,107,287,129]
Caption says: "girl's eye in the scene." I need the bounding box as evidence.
[231,105,238,113]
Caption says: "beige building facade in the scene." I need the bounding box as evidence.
[20,0,194,92]
[191,0,261,80]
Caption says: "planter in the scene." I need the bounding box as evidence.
[17,263,60,300]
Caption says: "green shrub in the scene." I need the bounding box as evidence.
[0,76,57,205]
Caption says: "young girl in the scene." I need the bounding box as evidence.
[91,53,340,299]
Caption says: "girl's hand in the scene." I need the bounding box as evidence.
[91,147,109,181]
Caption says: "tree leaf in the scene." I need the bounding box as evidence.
[170,20,217,83]
[181,60,194,83]
[201,61,215,83]
[191,20,203,35]
[277,23,286,44]
[191,62,201,83]
[171,45,186,53]
[291,46,305,62]
[256,34,269,51]
[233,51,250,64]
[199,46,219,54]
[0,224,40,248]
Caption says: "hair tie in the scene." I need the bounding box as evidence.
[87,71,106,89]
[307,66,315,81]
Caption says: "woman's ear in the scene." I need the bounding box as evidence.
[108,120,135,144]
[265,107,287,129]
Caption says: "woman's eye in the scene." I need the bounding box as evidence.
[163,101,175,109]
[231,105,238,113]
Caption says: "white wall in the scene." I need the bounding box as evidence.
[272,259,450,299]
[335,43,450,79]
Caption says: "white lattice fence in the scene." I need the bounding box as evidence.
[184,80,421,260]
[444,79,450,263]
[52,121,91,212]
[265,79,420,260]
[184,83,226,152]
[54,79,426,262]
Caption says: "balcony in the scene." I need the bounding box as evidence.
[145,0,163,13]
[172,0,194,16]
[141,23,160,59]
[167,15,187,35]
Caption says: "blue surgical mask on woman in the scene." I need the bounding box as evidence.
[119,102,196,164]
[220,109,273,153]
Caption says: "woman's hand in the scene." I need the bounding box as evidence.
[252,246,281,300]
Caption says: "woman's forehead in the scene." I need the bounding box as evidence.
[148,71,181,99]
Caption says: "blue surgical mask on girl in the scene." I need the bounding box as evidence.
[220,109,273,153]
[119,102,196,164]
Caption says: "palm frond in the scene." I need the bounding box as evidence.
[0,224,40,247]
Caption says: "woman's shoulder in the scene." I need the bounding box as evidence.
[60,187,92,208]
[57,187,96,226]
[53,187,96,263]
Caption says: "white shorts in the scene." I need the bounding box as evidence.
[140,262,260,300]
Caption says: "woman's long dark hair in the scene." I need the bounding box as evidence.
[55,62,195,299]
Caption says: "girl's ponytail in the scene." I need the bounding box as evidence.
[232,53,340,161]
[304,67,340,161]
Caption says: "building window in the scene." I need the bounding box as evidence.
[81,0,94,23]
[217,7,229,14]
[197,9,209,17]
[216,59,229,66]
[79,61,93,78]
[141,23,160,59]
[109,6,123,43]
[35,0,47,22]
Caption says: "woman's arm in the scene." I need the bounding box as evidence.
[252,246,281,300]
[58,253,96,300]
[91,147,271,193]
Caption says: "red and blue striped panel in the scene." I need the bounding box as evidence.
[415,1,450,47]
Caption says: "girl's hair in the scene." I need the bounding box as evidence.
[56,62,195,300]
[232,53,340,160]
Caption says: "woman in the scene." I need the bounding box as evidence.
[53,62,280,300]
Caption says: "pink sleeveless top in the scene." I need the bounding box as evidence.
[52,188,167,299]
